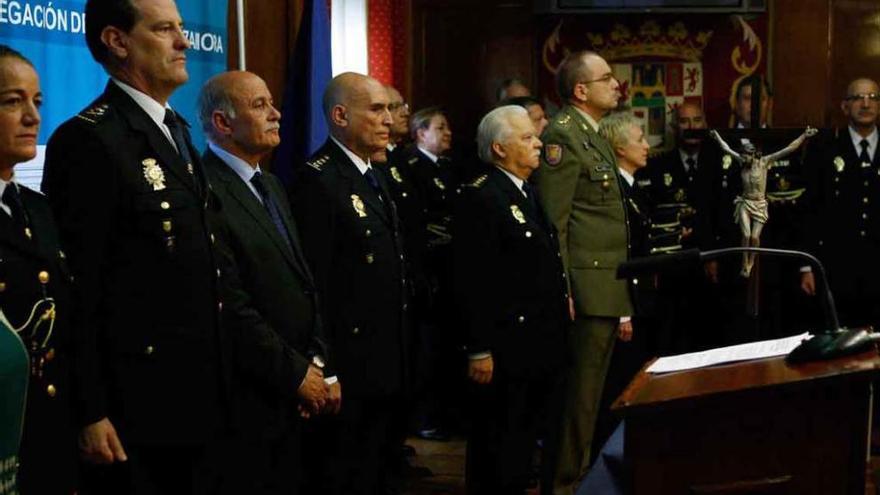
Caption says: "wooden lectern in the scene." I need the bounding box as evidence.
[613,350,880,494]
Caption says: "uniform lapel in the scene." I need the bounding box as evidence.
[0,207,46,262]
[491,169,552,245]
[568,106,616,166]
[330,142,392,226]
[107,83,202,197]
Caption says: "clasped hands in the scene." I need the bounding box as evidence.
[297,364,341,419]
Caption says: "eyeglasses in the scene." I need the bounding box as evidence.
[580,74,617,85]
[845,93,880,102]
[389,102,409,111]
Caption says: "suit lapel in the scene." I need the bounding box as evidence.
[265,174,315,284]
[107,83,201,197]
[206,152,306,281]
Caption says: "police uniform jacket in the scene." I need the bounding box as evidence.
[291,139,409,399]
[453,168,568,379]
[204,149,326,441]
[0,184,76,493]
[534,105,633,317]
[42,81,224,446]
[803,128,880,290]
[401,146,455,249]
[642,146,716,250]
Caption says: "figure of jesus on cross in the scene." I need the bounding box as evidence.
[710,127,818,277]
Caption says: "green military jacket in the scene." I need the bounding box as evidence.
[534,104,633,318]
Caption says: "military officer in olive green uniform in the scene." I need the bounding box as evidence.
[533,51,633,495]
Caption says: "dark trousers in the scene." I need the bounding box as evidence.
[79,444,224,495]
[302,395,401,495]
[220,424,303,495]
[466,369,563,495]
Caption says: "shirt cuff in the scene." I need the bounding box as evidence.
[324,376,338,385]
[619,316,632,323]
[800,266,812,273]
[468,352,492,361]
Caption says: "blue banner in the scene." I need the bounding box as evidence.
[273,0,331,185]
[0,0,228,189]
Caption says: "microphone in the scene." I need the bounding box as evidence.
[616,247,877,363]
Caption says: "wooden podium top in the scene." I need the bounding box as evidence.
[613,349,880,415]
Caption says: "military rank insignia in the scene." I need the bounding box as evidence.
[433,177,446,190]
[663,173,673,187]
[545,144,562,166]
[510,205,526,224]
[722,155,733,170]
[351,194,367,218]
[142,158,166,191]
[390,167,403,183]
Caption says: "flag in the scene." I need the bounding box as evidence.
[272,0,332,185]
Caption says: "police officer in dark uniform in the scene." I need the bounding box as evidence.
[801,77,880,331]
[41,1,226,493]
[401,107,460,440]
[291,72,409,495]
[456,105,568,495]
[0,44,76,495]
[642,102,720,351]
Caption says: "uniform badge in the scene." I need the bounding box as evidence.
[351,194,367,218]
[777,177,791,191]
[722,155,733,170]
[142,158,166,191]
[510,205,526,224]
[390,166,403,183]
[674,188,686,202]
[833,156,845,173]
[545,144,563,166]
[433,177,446,190]
[663,173,673,187]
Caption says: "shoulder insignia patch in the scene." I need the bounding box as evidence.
[408,157,419,165]
[76,103,110,124]
[556,114,571,126]
[545,144,563,166]
[306,154,330,171]
[464,174,488,188]
[390,166,404,183]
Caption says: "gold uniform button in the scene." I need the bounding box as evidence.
[216,269,221,278]
[160,201,171,210]
[864,197,870,204]
[210,233,216,244]
[517,316,525,323]
[402,192,408,198]
[864,213,869,219]
[861,230,867,237]
[145,345,155,355]
[525,231,532,238]
[353,327,360,335]
[0,282,6,292]
[218,302,223,312]
[38,271,50,284]
[46,384,57,397]
[366,229,372,237]
[632,278,639,285]
[593,260,599,267]
[366,254,375,264]
[162,221,172,233]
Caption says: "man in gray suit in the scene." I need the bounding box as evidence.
[197,70,336,494]
[534,51,633,495]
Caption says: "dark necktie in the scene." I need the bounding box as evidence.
[250,171,292,251]
[163,109,194,165]
[685,157,697,181]
[364,168,386,201]
[860,139,871,164]
[2,183,27,231]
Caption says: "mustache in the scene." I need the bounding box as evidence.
[265,124,280,132]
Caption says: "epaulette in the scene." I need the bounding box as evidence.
[556,114,571,127]
[75,103,111,124]
[306,154,330,171]
[462,174,488,189]
[407,156,419,165]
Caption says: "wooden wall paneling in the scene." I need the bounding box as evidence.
[227,0,301,106]
[770,0,832,127]
[829,0,880,128]
[411,0,536,156]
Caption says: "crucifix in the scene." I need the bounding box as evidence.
[687,76,817,318]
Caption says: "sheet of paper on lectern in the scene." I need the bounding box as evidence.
[646,332,811,374]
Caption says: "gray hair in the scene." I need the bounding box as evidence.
[197,75,237,142]
[476,105,528,164]
[598,111,642,149]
